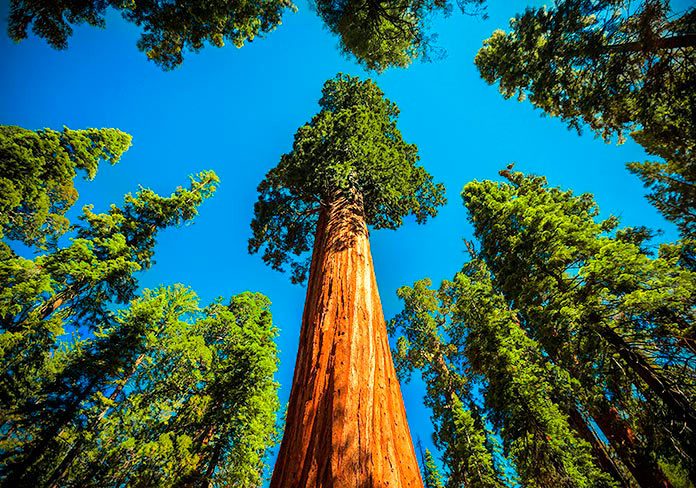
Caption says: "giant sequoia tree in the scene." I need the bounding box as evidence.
[475,0,695,237]
[8,0,296,69]
[249,73,446,486]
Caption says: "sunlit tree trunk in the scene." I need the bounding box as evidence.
[270,194,423,487]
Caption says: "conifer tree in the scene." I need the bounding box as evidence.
[314,0,486,71]
[58,289,280,488]
[421,448,446,488]
[0,170,218,428]
[0,170,218,485]
[475,0,695,237]
[390,279,506,488]
[392,274,617,487]
[249,73,446,486]
[8,0,296,69]
[463,169,696,484]
[0,125,131,252]
[0,122,280,487]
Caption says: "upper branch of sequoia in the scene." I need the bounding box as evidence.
[248,73,446,283]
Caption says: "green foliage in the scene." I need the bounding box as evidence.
[0,125,131,250]
[627,129,696,240]
[475,0,694,146]
[1,286,280,487]
[462,169,696,480]
[0,116,281,488]
[0,125,278,486]
[422,448,446,488]
[475,0,696,236]
[8,0,296,70]
[316,0,487,71]
[450,263,615,488]
[249,74,445,283]
[0,171,219,485]
[392,273,613,487]
[390,279,506,488]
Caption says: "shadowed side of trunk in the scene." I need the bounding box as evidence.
[270,195,422,487]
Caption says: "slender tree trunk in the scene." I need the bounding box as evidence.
[270,194,423,487]
[606,34,696,53]
[566,406,632,487]
[0,378,98,488]
[598,323,696,440]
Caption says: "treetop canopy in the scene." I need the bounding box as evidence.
[249,74,446,283]
[8,0,297,70]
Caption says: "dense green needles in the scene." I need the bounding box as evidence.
[8,0,296,69]
[248,73,446,283]
[391,169,696,487]
[0,126,280,487]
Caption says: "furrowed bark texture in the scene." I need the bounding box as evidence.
[270,196,423,487]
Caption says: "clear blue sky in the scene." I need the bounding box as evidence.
[0,0,683,481]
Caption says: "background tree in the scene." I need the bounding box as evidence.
[1,286,281,488]
[7,0,296,70]
[249,73,446,486]
[463,169,695,485]
[0,169,218,428]
[315,0,486,71]
[475,0,695,237]
[420,447,446,488]
[0,123,281,486]
[0,125,131,252]
[0,170,218,484]
[390,279,506,488]
[65,289,279,488]
[392,274,617,487]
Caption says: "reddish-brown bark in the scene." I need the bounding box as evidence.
[270,195,423,487]
[592,405,672,488]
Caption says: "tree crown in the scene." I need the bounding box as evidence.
[249,74,445,283]
[0,125,131,250]
[8,0,296,70]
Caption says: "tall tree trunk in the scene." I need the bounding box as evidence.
[598,323,696,442]
[605,34,696,53]
[591,403,672,488]
[0,377,98,488]
[270,194,422,487]
[566,405,631,487]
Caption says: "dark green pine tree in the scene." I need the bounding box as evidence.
[390,279,506,488]
[448,263,617,487]
[475,0,695,238]
[0,125,131,252]
[7,0,296,69]
[463,169,696,485]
